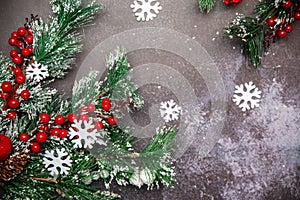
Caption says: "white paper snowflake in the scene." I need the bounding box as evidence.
[130,0,162,22]
[26,61,49,82]
[43,148,72,176]
[68,119,107,149]
[233,81,262,112]
[160,99,182,123]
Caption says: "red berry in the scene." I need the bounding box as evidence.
[108,116,117,125]
[55,115,65,125]
[36,132,47,143]
[94,121,103,130]
[17,27,27,36]
[267,18,275,26]
[285,24,293,33]
[13,67,22,75]
[25,35,33,44]
[79,114,89,121]
[10,50,18,58]
[51,128,61,137]
[1,81,13,92]
[15,74,26,84]
[86,104,95,113]
[8,37,17,46]
[67,113,77,123]
[295,12,300,20]
[21,48,31,57]
[7,111,17,120]
[40,113,50,123]
[11,32,18,38]
[7,66,14,71]
[20,90,30,100]
[13,56,23,65]
[0,134,12,161]
[59,129,68,138]
[28,46,34,54]
[1,92,10,100]
[27,28,33,35]
[16,41,24,49]
[8,98,19,109]
[30,142,41,153]
[277,29,287,38]
[283,0,291,9]
[101,100,111,111]
[19,133,29,142]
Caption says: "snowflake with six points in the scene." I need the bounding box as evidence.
[160,99,182,123]
[130,0,162,22]
[68,119,107,149]
[26,61,49,82]
[233,81,262,112]
[43,148,72,177]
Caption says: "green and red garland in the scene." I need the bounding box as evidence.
[0,1,177,199]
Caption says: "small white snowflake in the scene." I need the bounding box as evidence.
[130,0,162,22]
[26,61,49,82]
[68,119,107,149]
[233,81,262,112]
[43,148,72,176]
[160,99,182,123]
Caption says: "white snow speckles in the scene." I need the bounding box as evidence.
[130,0,162,22]
[43,148,72,176]
[26,61,49,82]
[160,99,182,123]
[233,81,262,112]
[68,119,107,149]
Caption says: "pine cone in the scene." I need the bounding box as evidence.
[0,150,30,181]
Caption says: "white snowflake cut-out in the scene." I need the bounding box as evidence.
[26,61,49,82]
[160,99,182,123]
[43,148,72,177]
[130,0,162,22]
[233,81,262,112]
[68,119,107,149]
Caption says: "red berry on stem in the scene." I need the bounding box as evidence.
[7,111,17,120]
[27,28,33,35]
[30,142,41,153]
[1,81,13,92]
[21,48,31,57]
[86,104,95,113]
[108,116,117,125]
[1,92,10,100]
[51,128,61,137]
[13,67,22,75]
[20,90,30,100]
[16,41,24,49]
[8,37,17,46]
[7,65,14,71]
[13,56,23,65]
[79,114,89,121]
[10,49,18,58]
[101,99,111,111]
[40,113,50,123]
[285,24,293,33]
[55,115,65,125]
[0,134,12,161]
[295,12,300,20]
[283,0,291,9]
[59,129,68,138]
[17,27,27,36]
[8,98,19,109]
[11,32,18,38]
[25,35,33,44]
[67,113,77,123]
[94,121,103,130]
[277,29,287,38]
[28,46,34,54]
[15,74,26,84]
[267,18,275,26]
[36,132,47,143]
[19,132,29,142]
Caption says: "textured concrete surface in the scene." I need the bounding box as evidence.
[0,0,299,199]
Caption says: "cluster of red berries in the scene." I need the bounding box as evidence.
[19,98,117,153]
[266,2,300,39]
[0,27,34,121]
[224,0,242,6]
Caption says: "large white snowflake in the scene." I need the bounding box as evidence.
[130,0,162,22]
[43,148,72,177]
[26,61,49,82]
[68,119,107,149]
[160,99,182,123]
[233,81,262,112]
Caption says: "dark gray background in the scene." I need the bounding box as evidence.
[0,0,299,199]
